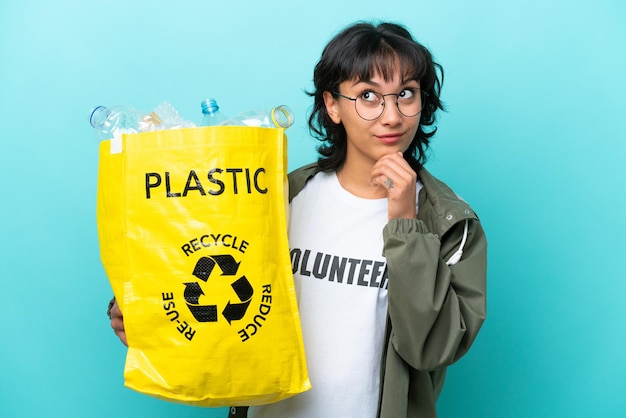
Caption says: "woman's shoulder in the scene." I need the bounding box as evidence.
[418,168,469,206]
[288,162,319,178]
[417,167,480,233]
[288,162,322,202]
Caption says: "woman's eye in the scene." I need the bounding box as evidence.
[359,91,380,103]
[399,88,416,99]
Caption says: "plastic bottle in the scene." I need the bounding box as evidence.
[200,98,228,126]
[222,105,295,129]
[90,105,161,141]
[151,101,196,130]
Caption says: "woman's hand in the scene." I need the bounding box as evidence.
[109,299,128,347]
[371,152,417,220]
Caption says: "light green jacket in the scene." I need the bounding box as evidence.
[230,162,487,418]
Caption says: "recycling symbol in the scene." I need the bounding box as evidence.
[183,254,253,324]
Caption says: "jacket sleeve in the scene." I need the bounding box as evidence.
[382,217,487,371]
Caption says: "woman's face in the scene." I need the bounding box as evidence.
[324,71,422,169]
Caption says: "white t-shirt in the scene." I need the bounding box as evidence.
[249,171,390,418]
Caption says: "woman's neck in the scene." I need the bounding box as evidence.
[336,161,387,199]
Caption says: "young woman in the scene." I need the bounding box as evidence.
[109,20,487,418]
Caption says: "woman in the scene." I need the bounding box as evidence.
[110,20,487,418]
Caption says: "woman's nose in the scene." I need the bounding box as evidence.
[379,98,403,124]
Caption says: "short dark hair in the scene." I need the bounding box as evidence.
[307,21,445,173]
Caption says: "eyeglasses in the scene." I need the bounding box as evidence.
[334,88,427,121]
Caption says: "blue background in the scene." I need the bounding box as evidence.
[1,0,624,417]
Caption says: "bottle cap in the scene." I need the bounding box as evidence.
[201,98,220,115]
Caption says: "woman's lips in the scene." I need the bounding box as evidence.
[377,133,404,144]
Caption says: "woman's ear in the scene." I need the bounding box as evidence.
[323,91,341,124]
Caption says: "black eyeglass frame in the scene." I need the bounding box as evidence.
[333,89,428,121]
